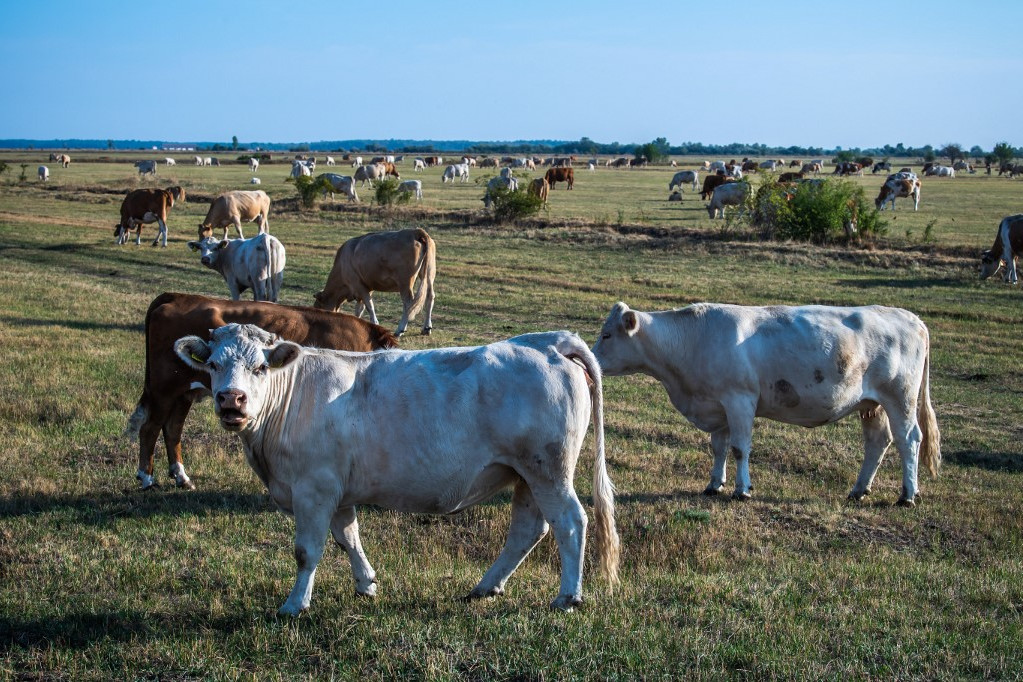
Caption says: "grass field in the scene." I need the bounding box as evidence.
[1,151,1022,680]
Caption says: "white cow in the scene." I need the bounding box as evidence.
[413,158,426,172]
[194,156,203,166]
[173,323,619,615]
[500,167,514,180]
[290,160,313,179]
[203,157,213,167]
[165,158,176,166]
[325,156,336,166]
[708,161,726,173]
[38,165,49,181]
[442,163,470,183]
[668,170,699,192]
[354,163,386,187]
[706,181,750,218]
[249,158,259,173]
[318,173,359,202]
[351,156,363,168]
[251,178,261,185]
[398,179,423,200]
[927,165,955,178]
[759,160,779,171]
[186,233,285,302]
[134,160,158,177]
[482,175,519,208]
[593,302,941,505]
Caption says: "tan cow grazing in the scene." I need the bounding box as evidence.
[126,292,399,490]
[528,177,550,207]
[115,186,185,247]
[56,153,70,168]
[545,167,574,190]
[313,228,436,337]
[198,190,271,240]
[980,214,1023,284]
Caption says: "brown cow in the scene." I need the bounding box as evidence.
[777,172,804,183]
[115,186,185,247]
[700,173,735,200]
[980,214,1023,283]
[313,228,437,337]
[126,292,398,489]
[528,177,550,207]
[198,190,271,240]
[544,166,575,190]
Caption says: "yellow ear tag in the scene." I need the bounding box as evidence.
[191,354,205,363]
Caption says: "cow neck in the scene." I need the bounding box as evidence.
[237,362,298,477]
[645,309,701,388]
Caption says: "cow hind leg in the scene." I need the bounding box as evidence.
[280,487,337,616]
[330,506,377,597]
[723,398,756,500]
[849,406,892,501]
[162,396,195,490]
[469,480,549,600]
[136,407,167,489]
[885,406,924,507]
[704,428,730,495]
[395,285,415,336]
[521,480,587,611]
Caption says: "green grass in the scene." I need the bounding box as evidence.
[1,153,1022,680]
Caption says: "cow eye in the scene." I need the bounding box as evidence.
[601,333,611,340]
[207,361,219,372]
[255,364,269,375]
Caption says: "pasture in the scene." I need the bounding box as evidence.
[1,151,1022,680]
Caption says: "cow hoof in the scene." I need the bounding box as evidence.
[465,585,503,601]
[176,478,196,491]
[847,489,869,502]
[421,327,432,336]
[895,497,916,508]
[277,603,307,617]
[731,491,753,502]
[703,485,723,496]
[550,594,583,612]
[355,582,377,598]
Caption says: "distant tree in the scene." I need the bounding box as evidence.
[107,139,114,150]
[992,141,1015,164]
[969,145,984,160]
[635,139,668,164]
[232,135,239,151]
[832,150,855,163]
[939,143,963,164]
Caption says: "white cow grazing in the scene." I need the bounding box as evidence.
[38,165,49,181]
[351,156,363,168]
[173,323,619,615]
[482,175,519,208]
[413,158,426,172]
[249,158,259,173]
[759,160,779,171]
[187,233,285,302]
[203,157,213,167]
[398,179,423,200]
[134,160,158,177]
[290,160,312,179]
[706,181,750,218]
[194,156,203,166]
[588,162,596,172]
[668,170,699,192]
[165,157,176,166]
[592,302,941,505]
[318,173,359,202]
[708,161,726,173]
[325,156,336,166]
[442,163,470,183]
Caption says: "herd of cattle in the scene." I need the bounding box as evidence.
[24,149,1020,614]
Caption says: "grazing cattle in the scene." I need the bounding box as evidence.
[203,157,213,166]
[700,173,735,200]
[810,159,825,169]
[38,165,49,181]
[777,172,803,183]
[370,156,386,164]
[251,178,261,185]
[669,170,699,192]
[398,179,423,200]
[351,156,363,168]
[545,167,575,190]
[952,160,974,173]
[479,157,499,168]
[629,157,647,168]
[424,156,442,167]
[115,186,185,247]
[875,175,921,211]
[54,153,70,168]
[313,228,436,336]
[592,301,940,505]
[442,163,469,183]
[325,156,336,166]
[759,160,778,171]
[926,165,955,178]
[979,214,1023,284]
[126,292,398,490]
[708,161,726,173]
[172,322,618,615]
[165,157,176,166]
[135,160,158,177]
[211,158,220,167]
[198,190,271,240]
[740,160,758,172]
[462,156,477,167]
[834,162,863,176]
[354,163,387,187]
[413,158,426,171]
[187,232,286,302]
[872,161,892,174]
[789,160,802,167]
[801,162,823,176]
[318,173,359,203]
[706,181,750,218]
[528,177,550,207]
[249,158,259,173]
[290,160,312,179]
[381,162,400,179]
[482,175,519,208]
[194,156,203,166]
[610,157,631,168]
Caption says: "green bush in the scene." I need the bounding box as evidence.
[482,181,544,223]
[750,178,886,243]
[373,177,410,207]
[291,174,332,208]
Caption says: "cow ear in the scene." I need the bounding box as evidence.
[622,310,640,335]
[267,341,301,370]
[174,336,211,370]
[217,240,229,250]
[187,241,199,251]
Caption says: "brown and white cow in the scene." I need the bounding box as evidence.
[55,153,70,168]
[545,166,574,190]
[528,177,550,207]
[875,174,921,211]
[126,292,398,490]
[198,190,271,240]
[980,214,1023,284]
[700,173,735,200]
[115,186,185,247]
[313,228,437,336]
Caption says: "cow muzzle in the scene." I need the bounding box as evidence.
[215,389,249,430]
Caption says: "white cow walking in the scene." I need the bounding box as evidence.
[173,324,620,615]
[592,302,941,505]
[187,233,286,302]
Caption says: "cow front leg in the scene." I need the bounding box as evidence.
[135,399,173,489]
[704,428,729,495]
[849,406,891,501]
[330,506,377,597]
[470,480,549,600]
[361,293,381,327]
[233,218,244,239]
[279,490,336,616]
[724,398,756,500]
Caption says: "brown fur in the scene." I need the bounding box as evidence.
[544,167,575,189]
[115,186,184,242]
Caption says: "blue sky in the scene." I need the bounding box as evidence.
[2,1,1020,149]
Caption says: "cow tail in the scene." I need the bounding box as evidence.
[917,329,941,478]
[267,236,285,303]
[558,335,620,590]
[124,293,172,440]
[407,230,435,321]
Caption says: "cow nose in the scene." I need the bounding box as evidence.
[216,390,247,411]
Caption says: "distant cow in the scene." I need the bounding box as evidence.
[313,228,436,336]
[198,190,271,240]
[528,177,550,207]
[325,156,336,166]
[545,167,575,190]
[398,179,423,200]
[126,292,398,490]
[55,153,70,168]
[250,178,261,185]
[115,186,185,247]
[482,176,519,208]
[249,157,260,173]
[171,322,618,614]
[38,165,49,181]
[413,158,426,171]
[875,174,921,211]
[203,157,213,166]
[926,165,955,178]
[291,160,313,179]
[834,162,863,176]
[187,232,286,302]
[669,170,699,192]
[135,160,158,177]
[700,173,735,200]
[706,181,750,218]
[318,173,359,203]
[165,157,176,166]
[777,172,804,183]
[872,161,892,174]
[442,163,469,183]
[354,163,387,187]
[211,158,220,167]
[592,301,940,505]
[980,214,1023,284]
[194,156,203,166]
[801,162,823,176]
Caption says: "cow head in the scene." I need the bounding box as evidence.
[979,250,1003,280]
[174,324,302,432]
[188,237,229,268]
[591,302,645,377]
[312,287,351,311]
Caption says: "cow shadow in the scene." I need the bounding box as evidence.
[946,450,1023,473]
[836,277,964,289]
[0,315,143,335]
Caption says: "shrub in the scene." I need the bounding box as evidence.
[750,178,886,243]
[482,182,544,223]
[373,177,410,207]
[291,174,332,208]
